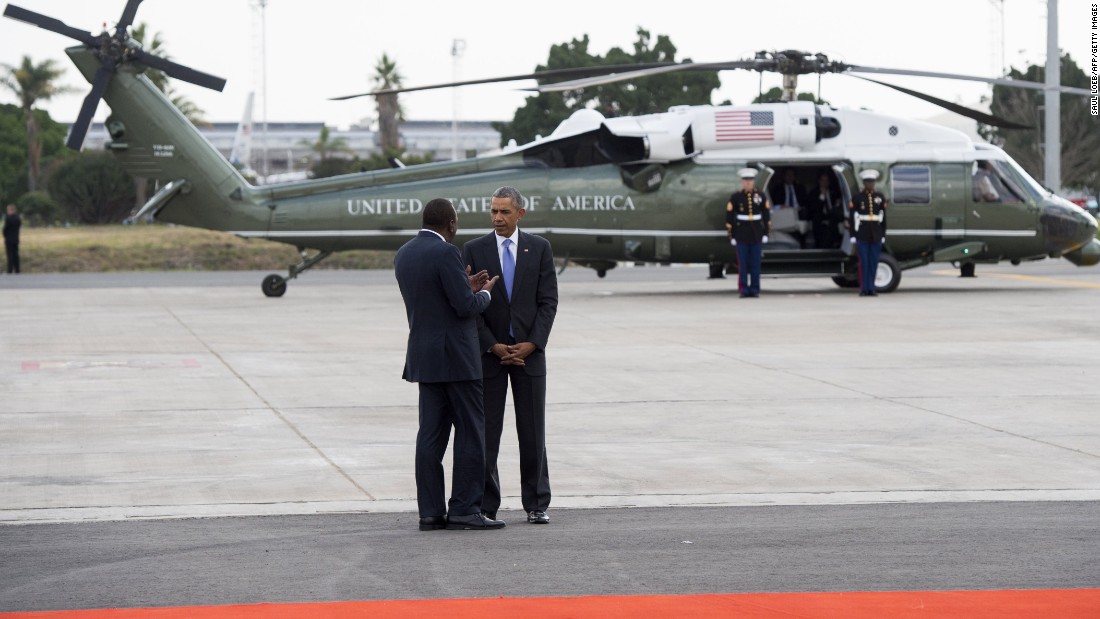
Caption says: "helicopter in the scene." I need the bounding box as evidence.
[5,1,1098,297]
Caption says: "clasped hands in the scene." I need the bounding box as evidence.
[490,342,535,366]
[466,266,499,293]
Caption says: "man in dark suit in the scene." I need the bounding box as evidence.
[462,186,558,525]
[394,198,506,531]
[805,171,844,249]
[769,168,808,214]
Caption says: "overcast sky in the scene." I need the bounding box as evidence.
[0,0,1095,130]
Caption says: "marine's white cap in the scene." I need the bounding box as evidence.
[737,168,758,179]
[859,169,880,181]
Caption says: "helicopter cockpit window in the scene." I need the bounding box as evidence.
[890,166,931,204]
[982,159,1036,204]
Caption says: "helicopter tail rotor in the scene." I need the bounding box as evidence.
[3,1,226,150]
[68,64,113,150]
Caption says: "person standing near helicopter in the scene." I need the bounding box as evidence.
[726,168,770,298]
[850,169,888,296]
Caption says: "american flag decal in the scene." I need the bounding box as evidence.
[715,109,774,142]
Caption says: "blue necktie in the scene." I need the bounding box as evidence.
[502,239,515,338]
[502,238,515,301]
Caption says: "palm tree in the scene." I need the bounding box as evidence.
[299,125,351,163]
[0,56,72,192]
[372,54,405,154]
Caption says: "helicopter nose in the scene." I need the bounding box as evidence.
[1040,203,1098,253]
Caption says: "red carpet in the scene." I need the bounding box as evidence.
[2,589,1098,618]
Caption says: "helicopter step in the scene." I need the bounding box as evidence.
[262,248,333,298]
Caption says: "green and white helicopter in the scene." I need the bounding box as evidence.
[6,1,1097,296]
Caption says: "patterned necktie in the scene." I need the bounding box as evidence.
[502,238,515,301]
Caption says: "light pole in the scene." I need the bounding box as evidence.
[451,39,466,161]
[251,0,269,178]
[1043,0,1060,193]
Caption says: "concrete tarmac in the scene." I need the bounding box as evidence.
[1,261,1099,610]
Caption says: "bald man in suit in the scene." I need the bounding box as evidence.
[462,186,558,525]
[394,198,506,531]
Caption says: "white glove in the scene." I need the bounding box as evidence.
[881,238,886,245]
[762,235,769,244]
[729,239,737,247]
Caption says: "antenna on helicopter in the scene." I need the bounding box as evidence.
[2,0,226,150]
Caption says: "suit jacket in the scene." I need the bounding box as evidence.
[805,187,844,224]
[769,182,808,211]
[462,231,558,378]
[394,230,491,383]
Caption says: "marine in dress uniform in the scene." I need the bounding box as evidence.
[726,168,771,298]
[849,169,888,296]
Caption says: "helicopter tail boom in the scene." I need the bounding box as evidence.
[65,47,258,232]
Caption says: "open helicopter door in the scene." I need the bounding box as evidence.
[754,163,776,198]
[833,163,857,255]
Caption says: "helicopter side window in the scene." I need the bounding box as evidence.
[890,166,931,204]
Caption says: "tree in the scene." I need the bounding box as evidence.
[980,53,1099,191]
[372,53,405,155]
[300,125,357,179]
[753,87,827,105]
[0,56,73,192]
[495,29,721,145]
[300,125,352,163]
[48,153,135,224]
[0,102,69,206]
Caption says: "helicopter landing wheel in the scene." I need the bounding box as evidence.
[596,269,607,278]
[262,274,288,297]
[708,262,727,279]
[873,254,902,293]
[959,262,976,278]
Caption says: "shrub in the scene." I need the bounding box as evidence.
[16,190,62,226]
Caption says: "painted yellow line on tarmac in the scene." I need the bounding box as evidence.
[931,269,1100,289]
[985,273,1100,289]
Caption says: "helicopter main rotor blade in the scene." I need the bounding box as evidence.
[329,62,688,100]
[538,64,703,92]
[3,4,97,46]
[67,63,113,150]
[845,65,1091,97]
[537,61,756,92]
[852,76,1032,130]
[133,49,226,91]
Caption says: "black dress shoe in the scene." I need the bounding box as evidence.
[527,510,550,524]
[446,512,505,530]
[418,516,447,531]
[481,511,497,521]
